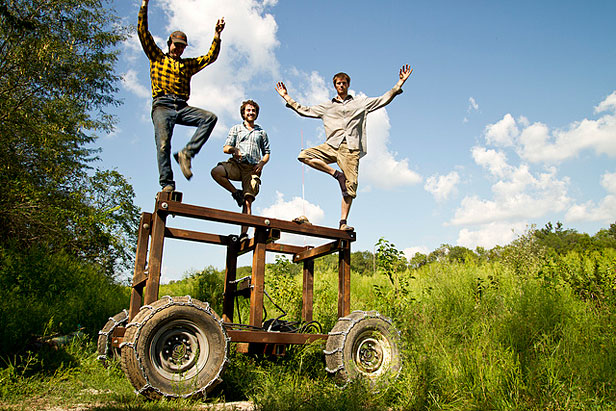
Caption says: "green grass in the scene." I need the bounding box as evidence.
[3,252,616,410]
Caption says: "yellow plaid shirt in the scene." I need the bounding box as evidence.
[138,4,220,100]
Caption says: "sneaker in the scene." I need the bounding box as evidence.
[232,190,244,207]
[339,223,355,231]
[239,232,249,242]
[174,150,193,180]
[162,185,175,193]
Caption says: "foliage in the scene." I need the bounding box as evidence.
[0,0,136,275]
[0,242,129,358]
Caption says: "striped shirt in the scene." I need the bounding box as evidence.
[138,4,220,100]
[225,123,271,165]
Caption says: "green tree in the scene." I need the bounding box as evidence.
[0,0,136,273]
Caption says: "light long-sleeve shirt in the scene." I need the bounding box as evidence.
[284,86,403,158]
[138,4,220,100]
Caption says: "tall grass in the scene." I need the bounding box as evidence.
[2,240,616,410]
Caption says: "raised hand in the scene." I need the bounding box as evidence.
[399,64,413,82]
[215,18,225,35]
[275,82,288,98]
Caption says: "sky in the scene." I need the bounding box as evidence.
[100,0,616,282]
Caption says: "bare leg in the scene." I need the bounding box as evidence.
[241,197,254,236]
[299,157,336,176]
[341,196,352,221]
[211,165,237,193]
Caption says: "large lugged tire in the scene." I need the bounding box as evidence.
[120,296,229,399]
[97,309,129,366]
[324,310,402,388]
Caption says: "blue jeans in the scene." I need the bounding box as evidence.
[152,95,218,188]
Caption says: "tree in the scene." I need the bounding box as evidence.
[0,0,136,274]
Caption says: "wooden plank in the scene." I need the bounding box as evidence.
[249,228,267,327]
[293,240,342,263]
[222,235,239,323]
[129,212,152,320]
[302,260,315,322]
[165,227,229,245]
[163,200,355,241]
[266,243,310,255]
[226,330,328,344]
[237,229,281,256]
[143,194,169,305]
[338,240,351,317]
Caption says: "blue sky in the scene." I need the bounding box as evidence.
[101,0,616,282]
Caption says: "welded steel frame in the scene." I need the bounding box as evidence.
[122,191,355,348]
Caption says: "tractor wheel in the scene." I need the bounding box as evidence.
[324,310,401,388]
[120,296,229,399]
[97,309,128,366]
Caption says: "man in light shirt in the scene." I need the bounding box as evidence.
[275,65,412,231]
[211,100,270,240]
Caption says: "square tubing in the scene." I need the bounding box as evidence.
[302,259,315,322]
[338,240,351,317]
[129,212,152,320]
[222,235,239,322]
[249,228,268,328]
[143,195,169,305]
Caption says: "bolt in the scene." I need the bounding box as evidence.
[143,223,150,230]
[264,219,270,226]
[161,202,168,209]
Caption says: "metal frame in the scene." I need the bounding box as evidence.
[116,191,356,349]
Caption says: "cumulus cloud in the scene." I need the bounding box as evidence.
[122,69,150,98]
[457,221,529,249]
[403,246,430,260]
[259,191,324,224]
[565,171,616,223]
[424,171,460,202]
[484,91,616,163]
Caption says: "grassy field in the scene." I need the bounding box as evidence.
[2,241,616,410]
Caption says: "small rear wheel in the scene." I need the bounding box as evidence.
[121,296,229,399]
[324,310,401,388]
[97,309,128,366]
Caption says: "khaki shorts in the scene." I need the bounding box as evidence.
[218,158,261,199]
[298,141,359,198]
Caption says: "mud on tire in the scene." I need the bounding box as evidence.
[97,309,129,366]
[324,310,401,388]
[120,296,229,399]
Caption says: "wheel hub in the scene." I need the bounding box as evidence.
[355,337,384,373]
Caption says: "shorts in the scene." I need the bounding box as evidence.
[298,141,359,198]
[218,158,262,199]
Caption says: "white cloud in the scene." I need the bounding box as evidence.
[472,146,512,178]
[468,97,479,112]
[424,171,460,202]
[122,69,150,98]
[456,221,529,249]
[484,113,519,147]
[362,107,423,189]
[403,246,430,260]
[484,92,616,163]
[259,191,324,224]
[565,171,616,223]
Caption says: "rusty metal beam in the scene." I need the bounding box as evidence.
[226,329,328,344]
[302,260,315,322]
[293,240,342,263]
[249,228,267,327]
[164,227,229,245]
[162,200,355,241]
[338,240,351,317]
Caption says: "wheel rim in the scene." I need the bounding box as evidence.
[150,319,209,381]
[352,330,391,377]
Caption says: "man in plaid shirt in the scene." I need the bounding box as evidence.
[211,100,270,240]
[138,0,225,192]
